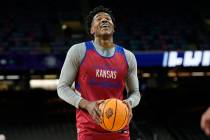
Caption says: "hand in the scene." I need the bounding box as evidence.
[123,100,133,125]
[201,107,210,136]
[79,99,104,125]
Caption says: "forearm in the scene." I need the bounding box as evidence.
[57,44,86,108]
[125,90,141,108]
[57,83,83,108]
[124,49,141,108]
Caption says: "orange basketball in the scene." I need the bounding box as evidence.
[99,98,129,131]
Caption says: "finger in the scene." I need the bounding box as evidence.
[92,110,102,125]
[94,106,102,116]
[123,100,132,110]
[96,100,105,105]
[94,108,102,121]
[93,115,100,125]
[128,112,133,124]
[126,108,132,125]
[125,101,133,123]
[122,100,133,125]
[123,101,132,116]
[95,116,102,125]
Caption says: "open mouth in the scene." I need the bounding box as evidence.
[100,24,110,29]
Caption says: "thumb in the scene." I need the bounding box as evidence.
[96,100,105,105]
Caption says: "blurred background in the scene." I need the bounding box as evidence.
[0,0,210,140]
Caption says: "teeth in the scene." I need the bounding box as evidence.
[101,24,108,27]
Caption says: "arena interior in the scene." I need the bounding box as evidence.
[0,0,210,140]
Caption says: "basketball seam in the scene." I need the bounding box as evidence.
[111,99,117,131]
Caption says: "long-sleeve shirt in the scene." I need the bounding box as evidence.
[57,41,140,108]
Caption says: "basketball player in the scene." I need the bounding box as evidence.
[57,6,140,140]
[201,107,210,136]
[0,134,6,140]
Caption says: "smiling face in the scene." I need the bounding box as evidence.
[90,12,115,38]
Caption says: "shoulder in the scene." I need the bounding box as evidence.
[67,42,86,54]
[123,48,136,63]
[122,48,137,71]
[116,44,135,59]
[66,42,86,63]
[66,42,86,57]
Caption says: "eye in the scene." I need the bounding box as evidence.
[106,17,111,21]
[96,17,102,21]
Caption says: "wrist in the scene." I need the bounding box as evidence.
[79,99,90,110]
[125,99,132,108]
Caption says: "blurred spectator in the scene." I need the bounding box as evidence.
[0,134,6,140]
[201,107,210,137]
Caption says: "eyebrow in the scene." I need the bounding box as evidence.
[94,13,111,19]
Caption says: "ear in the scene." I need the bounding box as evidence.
[90,27,95,35]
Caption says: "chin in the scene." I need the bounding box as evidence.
[101,31,113,36]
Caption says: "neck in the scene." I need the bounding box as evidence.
[94,37,114,48]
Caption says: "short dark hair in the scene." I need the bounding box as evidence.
[85,5,116,38]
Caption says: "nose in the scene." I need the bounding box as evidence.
[101,18,108,23]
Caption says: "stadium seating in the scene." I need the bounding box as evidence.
[0,14,210,54]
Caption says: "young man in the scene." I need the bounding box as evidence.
[57,6,140,140]
[201,107,210,137]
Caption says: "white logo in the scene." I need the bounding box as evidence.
[162,51,210,67]
[96,69,117,79]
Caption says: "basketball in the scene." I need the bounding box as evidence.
[99,98,129,131]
